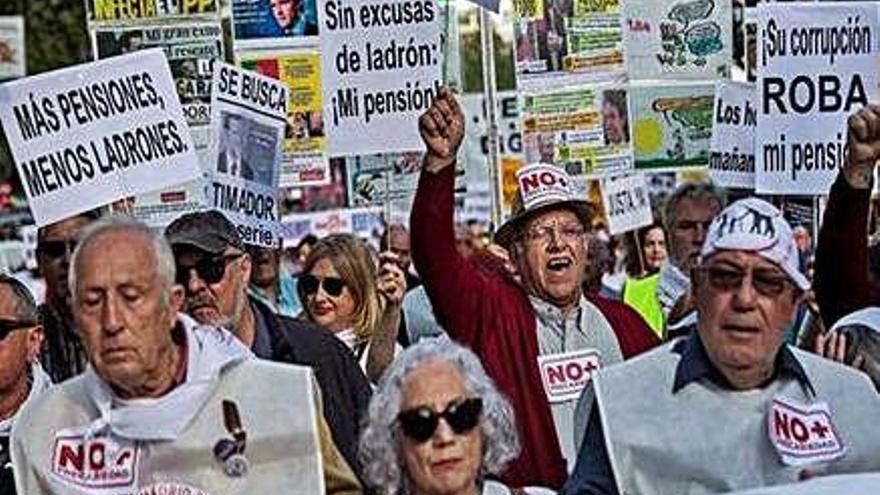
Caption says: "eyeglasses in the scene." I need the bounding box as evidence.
[38,239,77,259]
[0,318,38,340]
[699,264,793,297]
[175,253,244,286]
[524,223,585,244]
[299,274,345,297]
[397,398,483,443]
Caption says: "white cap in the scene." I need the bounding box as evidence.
[699,197,809,291]
[494,163,592,248]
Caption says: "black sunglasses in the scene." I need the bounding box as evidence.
[176,253,244,286]
[0,318,38,340]
[397,398,483,443]
[299,274,345,297]
[38,239,77,259]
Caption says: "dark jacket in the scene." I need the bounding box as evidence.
[411,166,659,489]
[1,436,13,495]
[814,175,880,328]
[249,297,372,474]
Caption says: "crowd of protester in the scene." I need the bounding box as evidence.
[0,92,879,495]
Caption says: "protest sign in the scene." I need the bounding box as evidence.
[281,206,383,247]
[461,91,524,220]
[514,0,625,91]
[0,16,25,81]
[600,172,651,235]
[623,0,731,81]
[756,2,878,195]
[710,81,756,189]
[521,84,633,178]
[208,62,288,247]
[85,0,219,24]
[630,82,714,171]
[0,49,201,226]
[231,0,319,49]
[92,22,223,127]
[239,50,330,187]
[318,0,442,155]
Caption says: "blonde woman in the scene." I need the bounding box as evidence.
[298,234,405,382]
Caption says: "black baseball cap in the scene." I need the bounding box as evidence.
[164,210,243,254]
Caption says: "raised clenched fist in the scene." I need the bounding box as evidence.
[418,86,464,174]
[845,104,880,189]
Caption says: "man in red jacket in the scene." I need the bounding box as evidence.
[411,88,659,489]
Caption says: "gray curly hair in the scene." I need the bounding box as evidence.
[358,338,520,495]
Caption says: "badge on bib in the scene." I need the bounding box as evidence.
[52,428,139,492]
[767,397,846,466]
[537,349,602,403]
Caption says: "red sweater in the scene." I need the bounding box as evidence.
[411,166,659,489]
[814,175,880,327]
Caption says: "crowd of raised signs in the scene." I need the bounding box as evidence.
[2,0,880,494]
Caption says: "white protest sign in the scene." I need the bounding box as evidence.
[756,2,879,195]
[601,172,652,235]
[208,62,287,247]
[0,49,201,226]
[318,0,442,155]
[710,81,756,189]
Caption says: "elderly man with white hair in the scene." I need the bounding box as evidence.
[563,198,880,495]
[11,216,360,494]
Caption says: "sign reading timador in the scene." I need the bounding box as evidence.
[0,49,201,226]
[756,2,879,195]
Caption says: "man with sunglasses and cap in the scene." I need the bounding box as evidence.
[11,216,361,494]
[410,88,658,489]
[0,274,50,494]
[164,210,371,479]
[35,210,102,383]
[562,198,880,495]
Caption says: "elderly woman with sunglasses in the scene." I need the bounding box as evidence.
[359,338,553,495]
[298,234,406,383]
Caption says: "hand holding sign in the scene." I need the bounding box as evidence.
[845,104,880,190]
[419,87,464,174]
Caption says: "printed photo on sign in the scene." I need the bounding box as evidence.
[514,0,624,91]
[232,0,319,42]
[238,50,330,187]
[623,0,731,81]
[0,49,201,226]
[216,112,278,188]
[92,23,224,128]
[0,16,25,81]
[208,63,287,247]
[630,83,714,171]
[521,84,634,178]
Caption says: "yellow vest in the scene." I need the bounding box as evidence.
[622,273,664,339]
